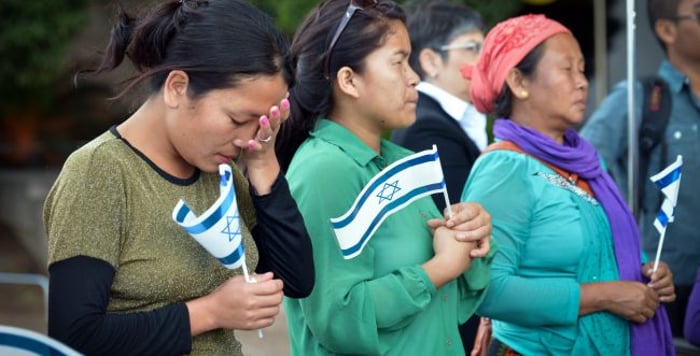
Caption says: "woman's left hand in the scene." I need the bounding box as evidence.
[235,94,290,194]
[642,261,676,303]
[427,202,491,258]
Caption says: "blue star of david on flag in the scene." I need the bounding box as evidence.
[172,164,246,269]
[376,180,401,204]
[221,214,241,242]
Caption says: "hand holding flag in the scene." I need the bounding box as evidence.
[172,164,263,338]
[649,155,683,272]
[330,145,451,259]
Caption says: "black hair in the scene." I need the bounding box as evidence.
[403,0,484,79]
[647,0,683,53]
[275,0,405,171]
[493,44,545,118]
[85,0,293,99]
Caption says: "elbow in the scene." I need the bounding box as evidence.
[284,263,315,298]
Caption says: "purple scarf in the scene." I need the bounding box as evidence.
[494,119,674,356]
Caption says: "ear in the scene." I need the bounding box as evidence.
[335,66,360,99]
[654,19,677,49]
[504,68,530,100]
[418,48,442,80]
[163,70,190,109]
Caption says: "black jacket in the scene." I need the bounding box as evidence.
[392,92,482,212]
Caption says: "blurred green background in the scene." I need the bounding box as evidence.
[4,0,610,169]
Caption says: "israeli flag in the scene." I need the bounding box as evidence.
[650,155,683,234]
[331,145,447,259]
[172,164,245,269]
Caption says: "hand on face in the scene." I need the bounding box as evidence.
[643,261,676,303]
[234,95,290,194]
[427,202,492,258]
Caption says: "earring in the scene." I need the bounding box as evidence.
[520,90,529,99]
[430,72,438,79]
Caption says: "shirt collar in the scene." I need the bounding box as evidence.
[310,119,379,167]
[417,82,468,121]
[659,60,687,94]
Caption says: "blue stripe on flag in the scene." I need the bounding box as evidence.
[333,152,439,229]
[0,333,57,355]
[656,210,669,228]
[653,166,682,189]
[175,204,190,224]
[218,243,245,265]
[339,182,445,257]
[182,187,236,234]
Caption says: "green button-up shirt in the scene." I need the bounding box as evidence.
[284,119,492,355]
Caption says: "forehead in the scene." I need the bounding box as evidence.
[540,33,583,61]
[375,20,411,51]
[210,74,287,116]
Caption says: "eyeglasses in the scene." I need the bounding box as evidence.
[671,12,700,23]
[323,0,377,78]
[438,41,482,54]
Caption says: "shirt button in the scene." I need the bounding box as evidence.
[592,276,598,280]
[446,338,452,346]
[673,131,682,140]
[441,294,448,301]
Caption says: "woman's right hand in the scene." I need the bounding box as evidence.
[186,272,284,335]
[580,281,660,324]
[422,226,475,289]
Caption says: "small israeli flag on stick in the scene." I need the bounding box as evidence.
[649,155,683,273]
[172,164,263,338]
[331,145,451,259]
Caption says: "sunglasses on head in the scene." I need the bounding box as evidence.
[323,0,378,79]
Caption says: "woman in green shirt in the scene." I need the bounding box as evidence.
[275,0,493,354]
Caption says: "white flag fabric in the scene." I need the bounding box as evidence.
[331,145,447,259]
[650,155,683,234]
[172,164,245,269]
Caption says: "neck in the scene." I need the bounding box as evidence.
[118,97,195,178]
[668,52,700,97]
[510,107,565,145]
[329,105,382,153]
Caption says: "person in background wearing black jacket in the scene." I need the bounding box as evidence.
[389,1,485,352]
[391,0,486,214]
[43,1,314,355]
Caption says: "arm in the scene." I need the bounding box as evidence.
[464,152,580,327]
[48,256,191,355]
[684,265,700,346]
[250,173,315,298]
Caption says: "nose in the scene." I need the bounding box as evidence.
[577,72,589,91]
[406,63,420,87]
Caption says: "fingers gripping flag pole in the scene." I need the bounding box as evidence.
[172,163,263,338]
[650,155,683,272]
[330,145,451,259]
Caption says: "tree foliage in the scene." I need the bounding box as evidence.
[0,0,90,115]
[252,0,522,36]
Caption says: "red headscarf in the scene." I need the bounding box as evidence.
[461,14,571,114]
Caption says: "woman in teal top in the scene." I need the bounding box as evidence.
[276,0,494,354]
[461,15,676,356]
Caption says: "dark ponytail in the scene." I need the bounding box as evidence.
[83,0,292,100]
[275,0,405,171]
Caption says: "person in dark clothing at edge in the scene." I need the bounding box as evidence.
[43,1,314,354]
